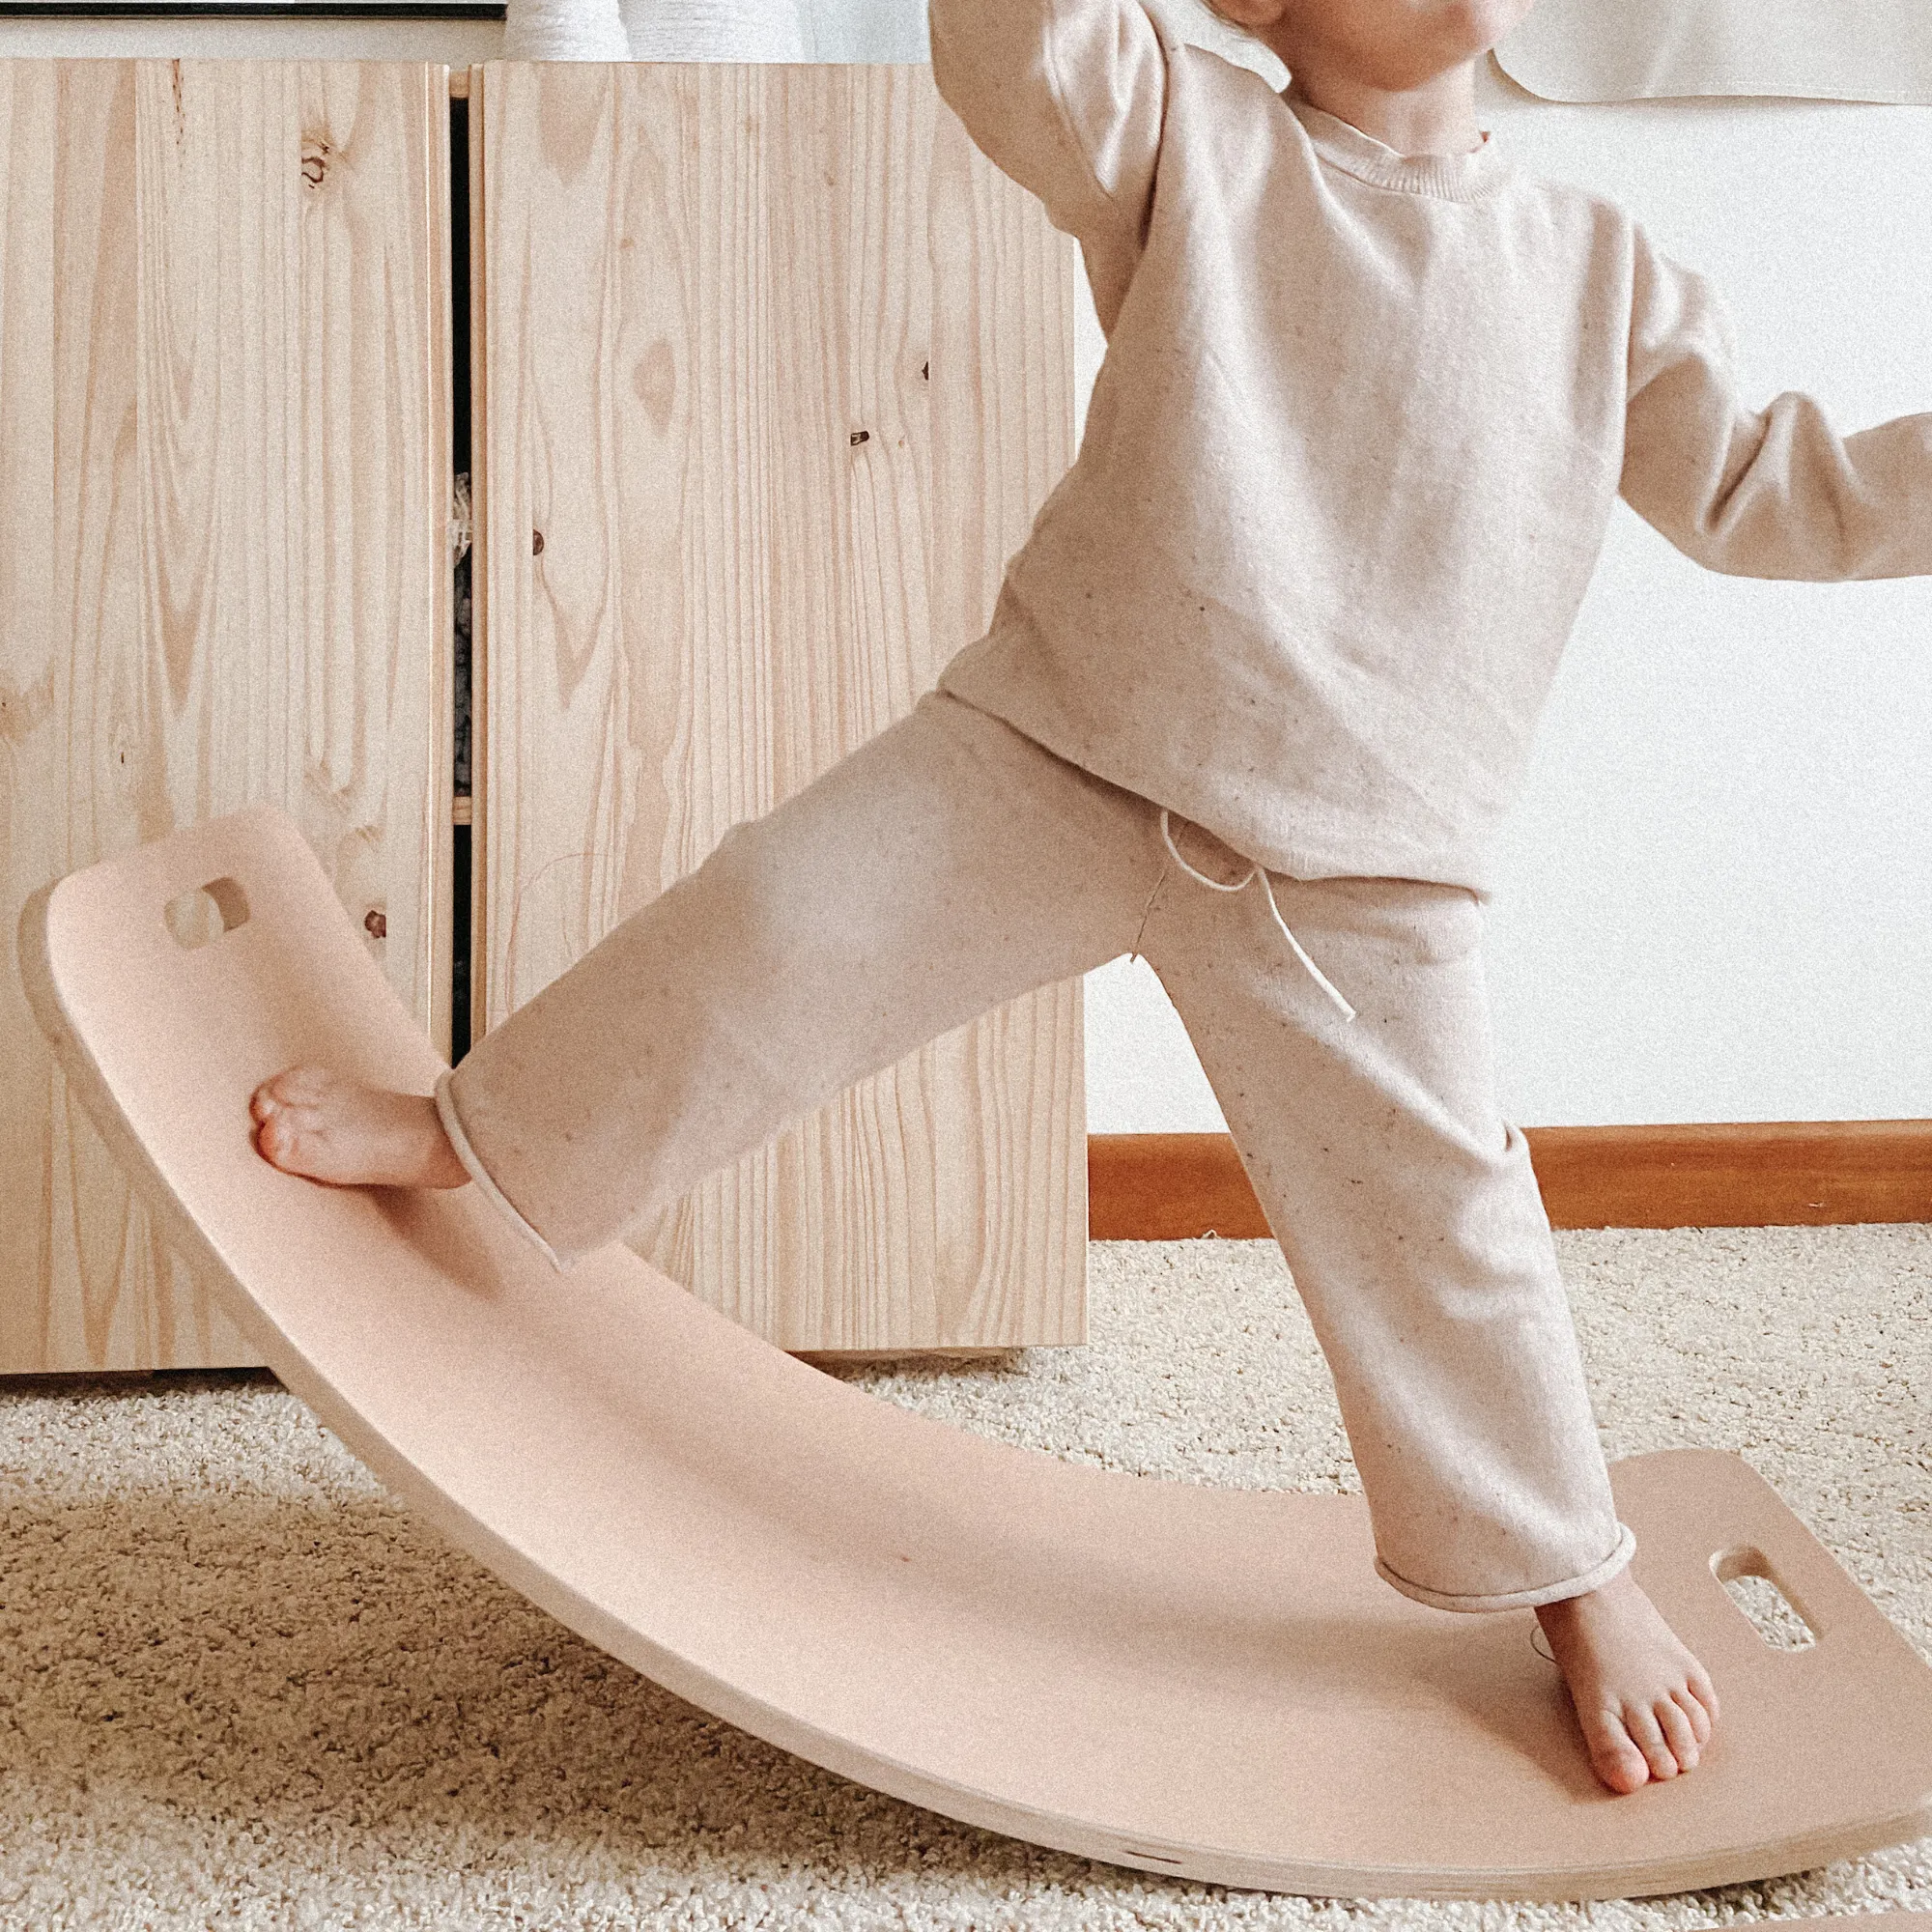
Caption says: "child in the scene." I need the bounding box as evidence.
[254,0,1932,1795]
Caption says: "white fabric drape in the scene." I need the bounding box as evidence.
[501,0,809,63]
[502,0,633,60]
[626,0,807,59]
[1492,0,1932,103]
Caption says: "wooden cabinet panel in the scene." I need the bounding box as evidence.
[470,61,1084,1351]
[0,61,453,1372]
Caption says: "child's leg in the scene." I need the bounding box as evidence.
[434,688,1161,1267]
[1142,859,1619,1605]
[1134,847,1716,1789]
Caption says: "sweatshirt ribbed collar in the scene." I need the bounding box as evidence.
[1282,94,1512,202]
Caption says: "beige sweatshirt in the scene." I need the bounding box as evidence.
[927,0,1932,921]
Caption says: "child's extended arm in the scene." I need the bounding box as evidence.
[926,0,1169,257]
[1619,221,1932,580]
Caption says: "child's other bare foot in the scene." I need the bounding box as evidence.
[1535,1567,1719,1794]
[250,1066,469,1190]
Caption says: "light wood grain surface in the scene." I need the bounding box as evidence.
[0,60,452,1373]
[469,60,1084,1351]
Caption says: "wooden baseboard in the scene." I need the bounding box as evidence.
[1088,1123,1932,1238]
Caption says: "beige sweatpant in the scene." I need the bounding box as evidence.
[436,686,1635,1613]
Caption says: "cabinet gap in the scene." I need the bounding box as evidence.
[450,89,473,1065]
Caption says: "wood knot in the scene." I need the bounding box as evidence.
[300,133,332,189]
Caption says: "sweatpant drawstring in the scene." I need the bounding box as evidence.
[1159,809,1357,1023]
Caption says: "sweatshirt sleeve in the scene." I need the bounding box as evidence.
[925,0,1170,254]
[1619,219,1932,581]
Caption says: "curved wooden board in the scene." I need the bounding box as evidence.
[17,803,1932,1898]
[1762,1919,1932,1932]
[1809,1919,1932,1931]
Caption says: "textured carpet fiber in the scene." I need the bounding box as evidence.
[2,1229,1928,1930]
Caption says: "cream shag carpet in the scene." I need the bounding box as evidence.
[1,1229,1928,1930]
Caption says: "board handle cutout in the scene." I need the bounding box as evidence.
[1712,1544,1819,1651]
[164,876,252,952]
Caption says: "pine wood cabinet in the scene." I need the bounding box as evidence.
[0,61,453,1374]
[0,57,1084,1372]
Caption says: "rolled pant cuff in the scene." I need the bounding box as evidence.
[1374,1520,1637,1613]
[434,1068,574,1275]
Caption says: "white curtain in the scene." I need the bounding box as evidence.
[502,0,633,58]
[626,0,808,60]
[1492,0,1932,103]
[502,0,810,62]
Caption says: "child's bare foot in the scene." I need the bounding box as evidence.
[250,1066,469,1190]
[1535,1566,1719,1794]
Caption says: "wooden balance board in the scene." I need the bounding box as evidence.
[18,803,1932,1899]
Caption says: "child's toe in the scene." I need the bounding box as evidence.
[1655,1695,1700,1770]
[1624,1705,1679,1781]
[1674,1685,1713,1746]
[257,1111,315,1170]
[256,1065,324,1112]
[1583,1710,1651,1793]
[1689,1664,1720,1724]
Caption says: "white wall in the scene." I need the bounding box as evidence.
[1476,68,1932,1132]
[7,0,1928,1132]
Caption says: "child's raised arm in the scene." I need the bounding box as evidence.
[926,0,1170,257]
[1619,221,1932,580]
